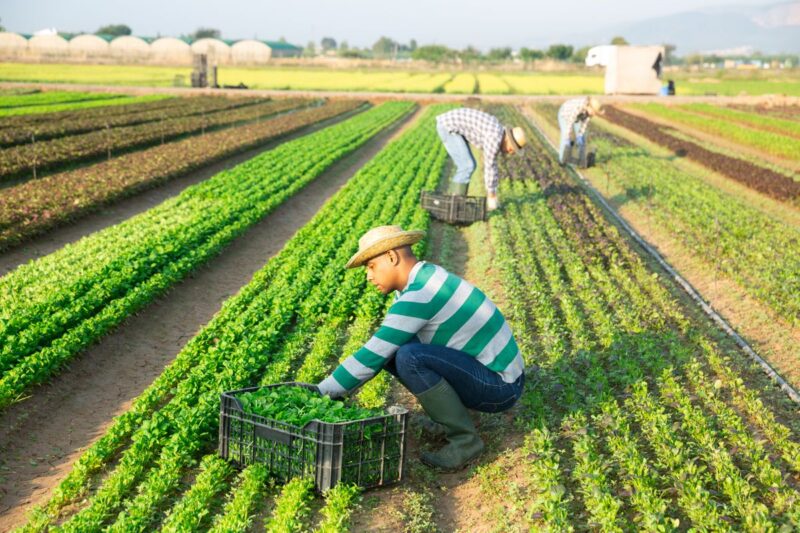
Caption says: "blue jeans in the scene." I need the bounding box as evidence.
[437,123,476,185]
[383,343,524,413]
[558,115,586,164]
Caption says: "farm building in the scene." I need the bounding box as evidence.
[262,40,302,58]
[0,31,300,64]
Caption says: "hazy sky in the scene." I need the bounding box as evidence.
[2,0,780,49]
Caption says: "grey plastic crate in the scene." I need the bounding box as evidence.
[420,190,487,224]
[218,382,408,492]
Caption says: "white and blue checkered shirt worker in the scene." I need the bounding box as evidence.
[558,97,592,139]
[436,108,505,194]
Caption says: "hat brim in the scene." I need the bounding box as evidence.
[346,230,426,268]
[506,128,523,150]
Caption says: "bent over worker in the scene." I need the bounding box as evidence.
[317,225,525,470]
[557,96,603,165]
[435,107,527,211]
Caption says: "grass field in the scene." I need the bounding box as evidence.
[3,62,798,95]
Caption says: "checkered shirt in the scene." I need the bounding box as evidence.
[436,108,505,193]
[558,97,592,138]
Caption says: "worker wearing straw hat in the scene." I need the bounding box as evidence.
[557,96,603,165]
[317,225,525,470]
[435,107,527,211]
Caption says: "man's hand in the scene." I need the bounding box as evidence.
[316,378,345,399]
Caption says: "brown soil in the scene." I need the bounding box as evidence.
[0,106,422,531]
[604,106,800,202]
[0,104,365,277]
[618,104,800,174]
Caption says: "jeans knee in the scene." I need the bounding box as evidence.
[395,343,420,370]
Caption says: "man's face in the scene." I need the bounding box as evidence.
[365,252,397,295]
[502,135,517,155]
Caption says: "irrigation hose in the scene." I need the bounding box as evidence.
[521,106,800,406]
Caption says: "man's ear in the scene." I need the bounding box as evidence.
[387,249,400,266]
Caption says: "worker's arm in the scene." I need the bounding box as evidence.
[317,267,449,398]
[576,117,590,140]
[483,141,501,194]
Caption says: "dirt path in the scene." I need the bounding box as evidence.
[0,105,366,276]
[0,106,423,531]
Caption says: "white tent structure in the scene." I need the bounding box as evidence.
[231,40,272,64]
[190,38,231,63]
[586,45,665,95]
[150,37,192,64]
[0,32,27,59]
[28,34,69,59]
[110,36,151,62]
[68,34,110,60]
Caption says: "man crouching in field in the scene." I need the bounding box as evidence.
[317,225,525,470]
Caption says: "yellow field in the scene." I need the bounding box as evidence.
[1,62,798,96]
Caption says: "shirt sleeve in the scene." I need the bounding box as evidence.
[483,138,501,194]
[576,118,590,138]
[317,300,429,397]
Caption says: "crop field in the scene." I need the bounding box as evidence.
[3,62,800,95]
[0,90,799,532]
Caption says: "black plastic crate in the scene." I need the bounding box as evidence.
[566,144,596,168]
[420,190,487,224]
[218,382,408,492]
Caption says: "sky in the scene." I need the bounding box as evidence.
[1,0,782,50]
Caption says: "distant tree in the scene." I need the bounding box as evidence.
[303,41,316,57]
[520,47,545,61]
[320,37,337,51]
[546,44,574,61]
[0,18,5,32]
[459,46,483,63]
[192,27,221,40]
[96,24,131,36]
[409,39,418,51]
[338,40,349,51]
[412,45,455,63]
[278,36,287,43]
[610,36,629,45]
[487,47,512,61]
[372,36,398,58]
[340,48,367,58]
[571,46,591,63]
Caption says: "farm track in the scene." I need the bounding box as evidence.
[0,105,422,532]
[604,106,800,202]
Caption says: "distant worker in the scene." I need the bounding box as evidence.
[557,96,603,165]
[317,225,525,470]
[435,108,527,211]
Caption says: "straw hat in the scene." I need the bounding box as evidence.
[588,96,604,115]
[346,225,425,269]
[506,127,527,150]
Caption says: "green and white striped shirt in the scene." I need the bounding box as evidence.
[318,261,525,397]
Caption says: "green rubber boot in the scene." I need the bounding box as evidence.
[447,181,469,196]
[415,379,484,470]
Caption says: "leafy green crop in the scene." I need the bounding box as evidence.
[237,385,382,427]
